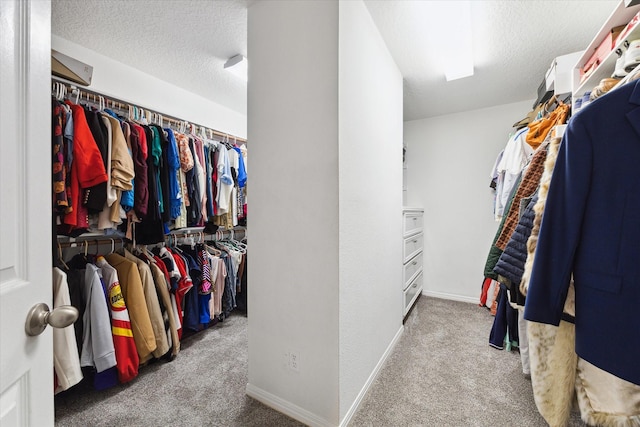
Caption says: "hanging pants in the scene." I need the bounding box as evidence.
[489,285,519,350]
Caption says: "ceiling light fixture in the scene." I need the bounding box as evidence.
[224,54,248,81]
[436,1,474,82]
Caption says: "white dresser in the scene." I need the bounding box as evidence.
[403,207,424,319]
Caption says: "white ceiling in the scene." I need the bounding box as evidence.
[52,0,619,121]
[366,0,619,120]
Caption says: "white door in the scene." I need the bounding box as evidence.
[0,0,54,425]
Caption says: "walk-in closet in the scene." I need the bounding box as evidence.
[1,0,638,426]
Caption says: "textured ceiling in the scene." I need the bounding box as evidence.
[52,0,619,121]
[52,0,249,114]
[365,0,619,120]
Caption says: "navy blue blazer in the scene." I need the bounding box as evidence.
[524,80,640,386]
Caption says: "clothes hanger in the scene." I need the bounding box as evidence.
[76,240,89,263]
[231,232,247,251]
[543,95,559,115]
[140,108,149,125]
[57,240,69,270]
[54,83,62,101]
[72,86,80,104]
[205,233,222,255]
[132,222,137,248]
[205,244,222,257]
[52,82,60,100]
[172,234,184,253]
[145,245,156,260]
[229,234,247,253]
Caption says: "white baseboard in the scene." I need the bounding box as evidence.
[421,289,478,304]
[246,325,404,427]
[246,383,334,427]
[339,325,404,427]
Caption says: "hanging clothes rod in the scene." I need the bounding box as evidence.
[56,227,246,249]
[51,76,246,144]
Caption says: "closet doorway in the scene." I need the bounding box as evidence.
[3,1,252,425]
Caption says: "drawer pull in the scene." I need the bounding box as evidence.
[412,239,417,243]
[412,261,417,265]
[412,283,418,288]
[412,218,417,221]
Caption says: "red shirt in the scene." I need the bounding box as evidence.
[62,103,108,228]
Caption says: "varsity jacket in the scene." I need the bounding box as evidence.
[104,253,156,360]
[96,257,139,383]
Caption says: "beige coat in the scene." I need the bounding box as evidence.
[149,261,180,358]
[122,249,170,362]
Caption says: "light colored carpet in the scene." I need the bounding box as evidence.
[349,296,585,426]
[55,297,586,426]
[55,313,303,427]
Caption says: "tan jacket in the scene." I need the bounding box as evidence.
[122,250,170,362]
[149,262,180,358]
[104,253,156,360]
[105,115,134,224]
[105,115,134,191]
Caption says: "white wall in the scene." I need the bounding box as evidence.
[248,1,402,425]
[404,99,534,302]
[51,35,247,139]
[338,0,403,422]
[247,1,340,425]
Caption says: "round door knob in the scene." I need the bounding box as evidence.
[25,303,79,336]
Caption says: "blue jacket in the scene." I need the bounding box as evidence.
[524,80,640,386]
[494,193,538,289]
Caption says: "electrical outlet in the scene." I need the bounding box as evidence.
[289,351,300,372]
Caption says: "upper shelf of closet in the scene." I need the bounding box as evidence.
[572,1,640,101]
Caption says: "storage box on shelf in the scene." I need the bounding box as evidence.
[580,25,625,84]
[546,51,584,94]
[402,207,424,320]
[572,1,640,105]
[534,51,583,108]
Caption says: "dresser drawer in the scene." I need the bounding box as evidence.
[403,210,423,237]
[403,272,423,316]
[403,233,423,263]
[403,252,423,289]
